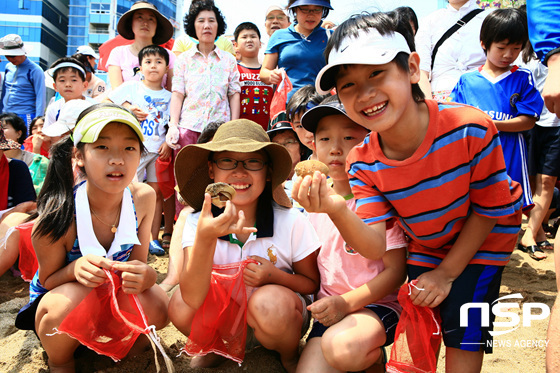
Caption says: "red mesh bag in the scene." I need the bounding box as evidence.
[155,156,175,201]
[269,69,293,122]
[16,220,38,282]
[386,281,442,373]
[183,259,256,364]
[53,269,173,373]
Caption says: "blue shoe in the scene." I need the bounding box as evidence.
[149,240,165,256]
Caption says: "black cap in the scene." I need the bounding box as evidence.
[300,97,349,133]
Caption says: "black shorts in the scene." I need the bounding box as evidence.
[527,125,560,177]
[408,264,504,354]
[306,303,399,347]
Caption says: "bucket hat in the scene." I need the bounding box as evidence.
[117,1,174,45]
[175,119,293,211]
[0,34,31,56]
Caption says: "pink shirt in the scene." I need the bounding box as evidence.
[171,46,240,132]
[106,45,175,86]
[308,198,407,312]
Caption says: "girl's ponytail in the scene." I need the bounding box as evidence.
[33,136,76,243]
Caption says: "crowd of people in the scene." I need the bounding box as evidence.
[2,0,560,372]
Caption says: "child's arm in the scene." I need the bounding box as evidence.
[113,183,157,294]
[107,65,124,90]
[33,227,113,291]
[158,142,172,161]
[293,172,388,260]
[243,251,320,295]
[179,194,257,310]
[121,102,148,122]
[259,53,282,85]
[493,114,536,132]
[308,248,406,326]
[228,92,240,120]
[410,212,497,308]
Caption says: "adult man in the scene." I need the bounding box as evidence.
[0,34,46,127]
[260,5,291,63]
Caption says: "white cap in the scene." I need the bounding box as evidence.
[0,34,31,56]
[266,5,288,17]
[43,100,94,137]
[76,45,99,59]
[315,28,411,94]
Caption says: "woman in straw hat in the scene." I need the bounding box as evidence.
[107,0,175,90]
[168,119,320,372]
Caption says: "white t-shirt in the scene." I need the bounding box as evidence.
[108,81,171,153]
[415,0,490,95]
[182,203,321,272]
[44,96,97,131]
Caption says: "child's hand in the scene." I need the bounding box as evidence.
[243,255,277,287]
[74,254,113,288]
[112,260,157,294]
[308,295,349,327]
[166,126,180,149]
[128,105,148,122]
[292,171,347,215]
[269,68,283,85]
[158,142,172,160]
[409,268,453,308]
[197,193,257,240]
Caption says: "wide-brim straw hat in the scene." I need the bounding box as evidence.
[117,1,173,45]
[175,119,293,211]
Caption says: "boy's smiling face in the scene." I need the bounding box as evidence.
[335,55,421,134]
[313,114,369,182]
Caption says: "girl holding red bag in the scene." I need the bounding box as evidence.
[15,103,169,372]
[169,119,321,373]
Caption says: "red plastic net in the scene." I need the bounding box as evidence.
[56,270,148,362]
[269,70,293,122]
[16,220,38,282]
[386,281,442,373]
[155,156,175,201]
[183,259,256,364]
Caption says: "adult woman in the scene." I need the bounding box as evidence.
[260,0,333,103]
[107,1,175,89]
[166,0,240,151]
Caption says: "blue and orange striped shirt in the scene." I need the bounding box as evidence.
[347,100,522,268]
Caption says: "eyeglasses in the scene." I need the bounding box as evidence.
[266,15,287,21]
[297,7,323,15]
[277,139,299,148]
[213,158,268,171]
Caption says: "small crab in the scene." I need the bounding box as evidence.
[205,182,236,208]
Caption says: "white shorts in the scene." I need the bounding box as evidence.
[137,152,159,183]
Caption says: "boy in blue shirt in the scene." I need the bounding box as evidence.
[450,8,544,223]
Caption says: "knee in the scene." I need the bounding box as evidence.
[168,289,194,336]
[248,286,301,333]
[542,176,558,190]
[321,330,355,368]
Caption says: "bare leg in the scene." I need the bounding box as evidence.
[0,212,29,277]
[147,182,164,243]
[445,347,483,373]
[247,285,304,373]
[297,337,340,373]
[168,285,198,336]
[160,207,191,291]
[547,239,560,371]
[162,197,175,247]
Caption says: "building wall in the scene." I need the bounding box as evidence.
[0,0,69,71]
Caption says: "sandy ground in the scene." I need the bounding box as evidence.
[0,232,555,372]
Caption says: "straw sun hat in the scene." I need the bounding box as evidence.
[175,119,293,211]
[117,1,174,45]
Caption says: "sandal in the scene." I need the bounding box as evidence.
[161,233,172,250]
[149,240,165,256]
[537,240,553,250]
[517,243,547,260]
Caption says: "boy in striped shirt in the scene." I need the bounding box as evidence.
[292,12,522,373]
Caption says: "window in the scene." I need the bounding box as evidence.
[90,3,110,14]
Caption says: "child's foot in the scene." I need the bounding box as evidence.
[189,353,227,368]
[161,233,172,250]
[149,240,165,256]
